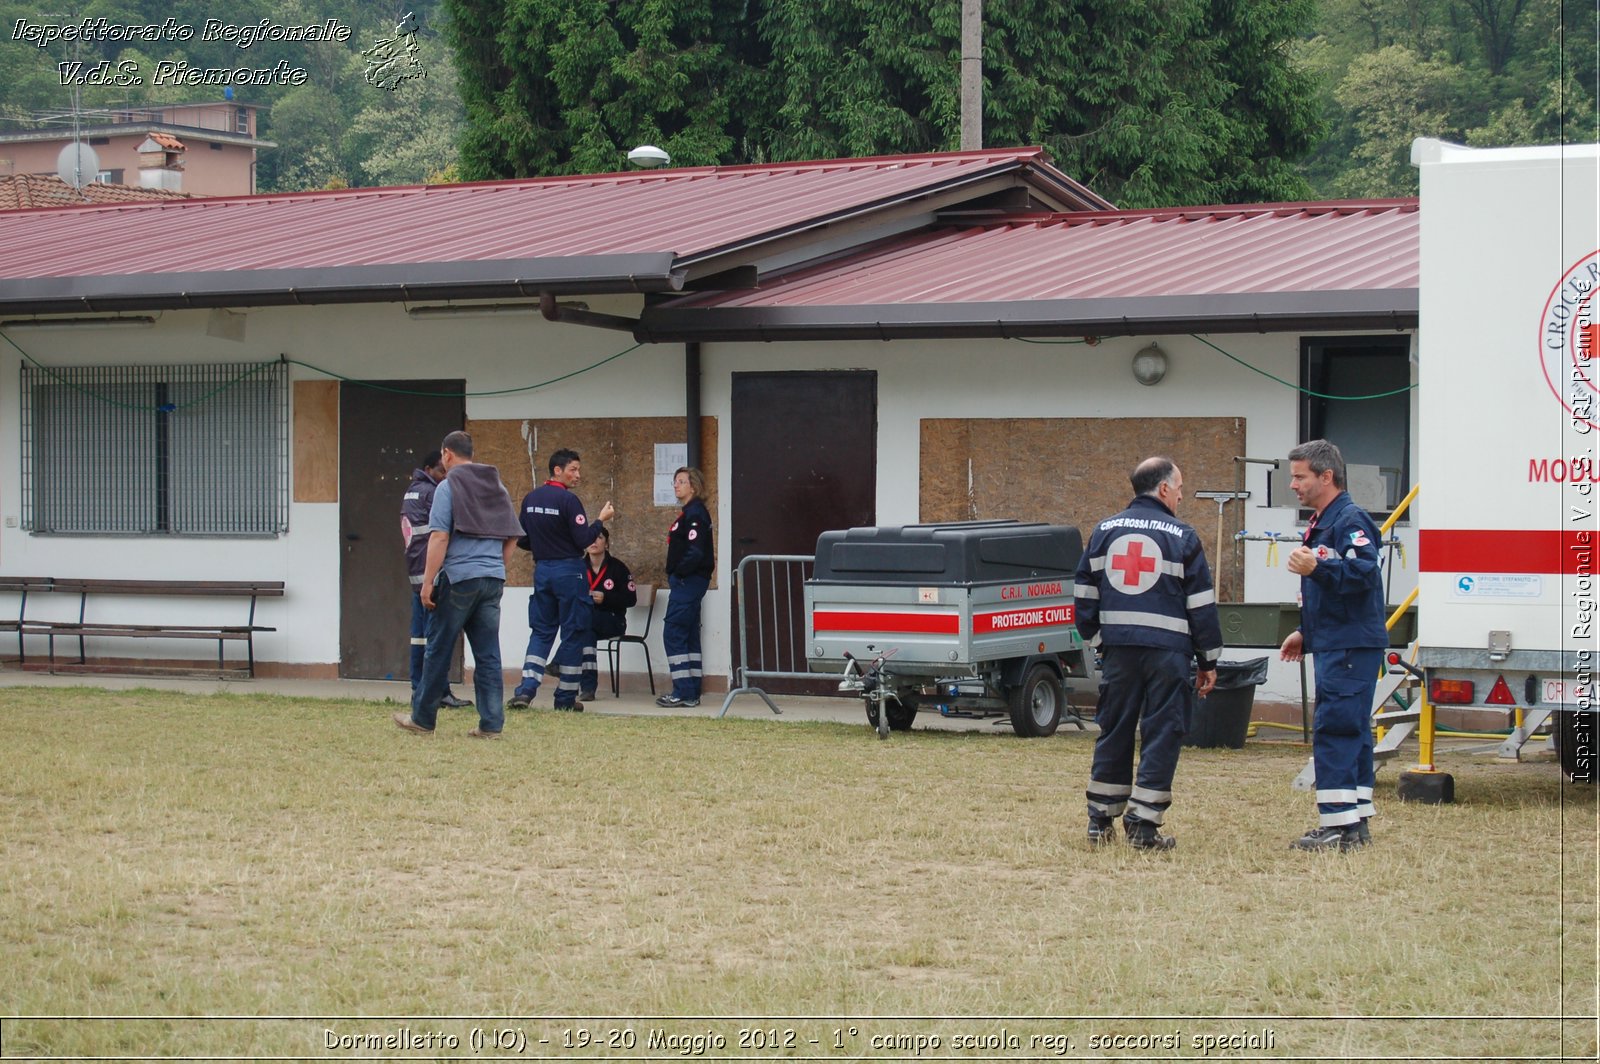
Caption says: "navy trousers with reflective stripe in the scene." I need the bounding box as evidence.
[663,573,708,700]
[1311,646,1381,827]
[515,557,592,705]
[1087,645,1192,826]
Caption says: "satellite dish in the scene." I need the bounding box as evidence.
[627,144,670,169]
[56,141,99,188]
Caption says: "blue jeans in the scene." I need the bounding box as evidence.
[663,573,708,700]
[411,575,505,733]
[514,557,592,706]
[409,587,458,698]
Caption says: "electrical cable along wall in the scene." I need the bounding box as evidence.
[20,360,289,536]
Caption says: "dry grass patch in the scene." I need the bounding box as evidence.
[0,686,1594,1059]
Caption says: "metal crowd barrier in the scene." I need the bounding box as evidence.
[717,554,815,718]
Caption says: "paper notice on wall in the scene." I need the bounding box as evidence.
[654,443,688,506]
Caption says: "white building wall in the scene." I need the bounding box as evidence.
[701,330,1419,703]
[0,302,1418,704]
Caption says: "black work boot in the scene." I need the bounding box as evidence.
[1356,818,1372,844]
[1087,817,1117,845]
[1123,815,1176,851]
[1290,824,1365,852]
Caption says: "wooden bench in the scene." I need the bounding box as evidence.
[0,577,284,678]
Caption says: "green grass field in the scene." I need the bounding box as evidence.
[1,686,1594,1061]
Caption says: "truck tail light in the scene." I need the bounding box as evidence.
[1429,678,1475,704]
[1485,676,1517,705]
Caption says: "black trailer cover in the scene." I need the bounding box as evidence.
[811,520,1083,586]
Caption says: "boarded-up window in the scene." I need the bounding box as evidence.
[921,417,1247,600]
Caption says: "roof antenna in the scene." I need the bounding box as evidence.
[53,4,97,191]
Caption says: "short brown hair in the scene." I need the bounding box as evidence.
[1288,439,1346,488]
[675,466,705,497]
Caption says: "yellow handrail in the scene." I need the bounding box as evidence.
[1380,482,1419,536]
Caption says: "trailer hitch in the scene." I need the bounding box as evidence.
[841,647,902,739]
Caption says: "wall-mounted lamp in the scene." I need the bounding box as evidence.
[1131,342,1168,386]
[0,315,156,330]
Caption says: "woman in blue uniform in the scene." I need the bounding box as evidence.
[657,467,713,708]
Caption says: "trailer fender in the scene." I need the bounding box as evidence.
[999,654,1064,688]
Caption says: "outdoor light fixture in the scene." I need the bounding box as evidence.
[0,315,156,330]
[627,144,670,168]
[1131,342,1169,386]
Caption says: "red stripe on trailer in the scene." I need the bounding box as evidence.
[1420,529,1594,574]
[812,610,960,635]
[972,604,1076,633]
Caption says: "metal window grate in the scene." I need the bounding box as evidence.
[20,360,289,536]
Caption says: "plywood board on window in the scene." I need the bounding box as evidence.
[920,417,1247,601]
[468,417,718,589]
[292,380,339,503]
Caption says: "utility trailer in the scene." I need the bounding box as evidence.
[803,520,1095,738]
[1413,139,1599,779]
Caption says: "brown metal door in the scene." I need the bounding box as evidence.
[338,380,465,680]
[730,371,876,693]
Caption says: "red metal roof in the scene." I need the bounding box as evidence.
[0,148,1111,313]
[640,201,1419,340]
[679,201,1418,306]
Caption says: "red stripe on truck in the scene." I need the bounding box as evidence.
[812,610,960,635]
[1420,529,1594,574]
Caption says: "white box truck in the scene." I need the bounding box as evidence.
[1413,139,1598,779]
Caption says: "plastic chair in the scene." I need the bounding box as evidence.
[604,584,656,696]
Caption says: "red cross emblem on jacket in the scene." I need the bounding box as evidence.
[1108,534,1162,594]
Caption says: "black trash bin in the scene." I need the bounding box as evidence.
[1186,657,1270,749]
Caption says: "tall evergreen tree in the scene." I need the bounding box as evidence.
[446,0,756,177]
[443,0,1323,205]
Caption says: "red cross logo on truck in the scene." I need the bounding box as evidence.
[1108,534,1162,594]
[1539,250,1600,429]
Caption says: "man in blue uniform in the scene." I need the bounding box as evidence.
[1279,439,1388,851]
[1074,457,1222,851]
[507,448,614,711]
[400,450,469,709]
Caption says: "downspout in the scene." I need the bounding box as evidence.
[685,341,702,470]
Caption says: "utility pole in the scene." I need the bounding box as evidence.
[960,0,982,150]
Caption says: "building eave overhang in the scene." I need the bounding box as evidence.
[0,254,684,314]
[0,124,276,149]
[634,289,1420,343]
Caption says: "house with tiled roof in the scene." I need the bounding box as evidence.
[0,173,194,210]
[0,101,272,196]
[0,147,1424,715]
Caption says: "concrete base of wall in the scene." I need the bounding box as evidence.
[5,654,317,680]
[485,669,726,695]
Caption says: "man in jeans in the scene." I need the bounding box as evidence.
[400,449,470,710]
[394,430,523,739]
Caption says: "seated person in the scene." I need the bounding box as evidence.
[579,526,637,700]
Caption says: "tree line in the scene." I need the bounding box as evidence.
[0,0,1594,203]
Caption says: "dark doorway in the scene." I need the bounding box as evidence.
[339,380,465,680]
[730,371,877,693]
